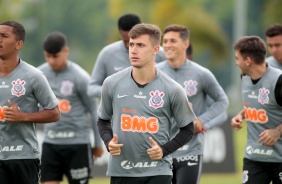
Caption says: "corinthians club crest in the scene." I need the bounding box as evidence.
[11,79,26,97]
[60,80,74,96]
[258,87,269,104]
[149,90,165,109]
[184,80,197,97]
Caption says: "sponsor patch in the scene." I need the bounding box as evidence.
[0,81,9,89]
[121,160,158,169]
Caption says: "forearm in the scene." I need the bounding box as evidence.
[87,84,102,98]
[205,111,228,129]
[97,117,113,150]
[275,124,282,136]
[23,106,60,123]
[160,122,194,157]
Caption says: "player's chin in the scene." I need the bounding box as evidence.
[131,63,142,68]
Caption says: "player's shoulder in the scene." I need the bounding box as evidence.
[37,62,49,72]
[189,60,209,71]
[266,56,275,62]
[100,40,124,53]
[157,69,183,89]
[155,60,168,69]
[20,60,44,77]
[104,67,131,85]
[68,61,89,77]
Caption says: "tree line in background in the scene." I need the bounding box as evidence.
[0,0,281,90]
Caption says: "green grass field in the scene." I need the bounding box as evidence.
[60,125,247,184]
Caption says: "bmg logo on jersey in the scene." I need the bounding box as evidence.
[121,160,158,169]
[243,107,268,123]
[121,114,159,133]
[11,79,26,97]
[149,90,165,109]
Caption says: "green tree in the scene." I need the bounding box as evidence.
[17,0,112,73]
[108,0,230,69]
[0,0,24,22]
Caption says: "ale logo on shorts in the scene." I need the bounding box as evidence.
[11,79,26,97]
[60,80,74,96]
[149,90,165,109]
[258,87,269,105]
[184,80,197,96]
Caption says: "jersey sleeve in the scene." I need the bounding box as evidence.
[88,48,108,98]
[171,84,196,128]
[77,72,102,148]
[98,77,113,120]
[197,69,229,125]
[32,71,58,109]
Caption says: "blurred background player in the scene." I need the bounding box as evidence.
[186,43,228,131]
[0,20,60,184]
[38,31,103,184]
[157,24,229,184]
[231,35,282,184]
[97,23,196,184]
[87,13,166,98]
[265,23,282,70]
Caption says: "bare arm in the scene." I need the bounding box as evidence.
[258,124,282,147]
[4,100,60,123]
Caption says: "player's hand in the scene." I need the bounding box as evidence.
[231,113,243,130]
[258,129,280,146]
[147,137,163,160]
[194,119,204,133]
[3,100,21,122]
[92,147,104,159]
[108,134,123,156]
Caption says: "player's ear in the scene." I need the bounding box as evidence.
[184,40,189,49]
[16,40,24,50]
[153,45,160,55]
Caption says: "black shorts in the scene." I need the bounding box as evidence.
[242,158,282,184]
[0,159,40,184]
[111,175,172,184]
[40,143,93,184]
[172,155,203,184]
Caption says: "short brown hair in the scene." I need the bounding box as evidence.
[265,24,282,37]
[234,36,266,65]
[128,23,161,46]
[164,24,189,41]
[0,20,25,42]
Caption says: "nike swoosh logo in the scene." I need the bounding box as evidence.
[117,94,129,98]
[187,162,198,166]
[242,90,249,93]
[114,67,124,71]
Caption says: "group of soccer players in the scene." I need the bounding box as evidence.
[0,15,281,184]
